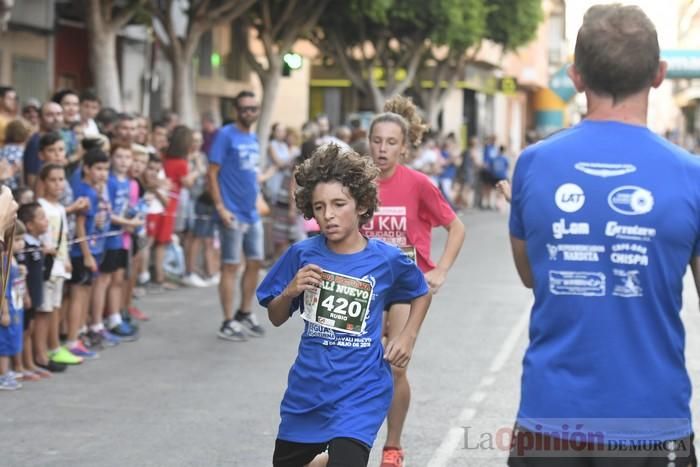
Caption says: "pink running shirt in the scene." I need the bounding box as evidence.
[361,164,455,273]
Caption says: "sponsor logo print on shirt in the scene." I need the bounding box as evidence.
[362,206,408,246]
[608,186,654,215]
[555,183,585,213]
[604,222,656,242]
[610,243,649,267]
[552,219,590,240]
[612,269,643,298]
[574,162,637,178]
[547,244,605,262]
[306,322,336,340]
[549,270,606,297]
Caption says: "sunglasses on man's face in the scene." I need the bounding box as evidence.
[238,106,259,114]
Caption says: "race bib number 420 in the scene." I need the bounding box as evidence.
[302,270,374,335]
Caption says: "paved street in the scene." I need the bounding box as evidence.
[5,209,700,466]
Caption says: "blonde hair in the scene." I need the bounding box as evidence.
[131,143,149,158]
[369,95,428,148]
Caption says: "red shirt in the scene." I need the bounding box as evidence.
[163,157,189,215]
[361,164,455,272]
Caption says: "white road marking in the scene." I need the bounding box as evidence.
[426,301,532,467]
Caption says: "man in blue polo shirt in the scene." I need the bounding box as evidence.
[208,91,266,342]
[508,5,700,466]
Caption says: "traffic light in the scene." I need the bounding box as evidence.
[283,53,303,77]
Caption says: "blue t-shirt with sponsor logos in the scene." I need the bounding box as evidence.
[256,235,428,447]
[209,124,260,224]
[70,181,111,258]
[105,174,131,250]
[510,120,700,442]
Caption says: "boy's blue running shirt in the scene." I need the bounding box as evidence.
[256,235,429,447]
[509,120,700,442]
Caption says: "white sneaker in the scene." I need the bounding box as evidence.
[205,273,221,287]
[183,273,208,288]
[138,271,151,286]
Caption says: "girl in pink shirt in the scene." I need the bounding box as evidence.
[365,96,466,467]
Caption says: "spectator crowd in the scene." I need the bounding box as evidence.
[0,84,509,391]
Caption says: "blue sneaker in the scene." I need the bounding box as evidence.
[69,341,99,359]
[0,374,21,390]
[109,321,138,342]
[98,329,121,347]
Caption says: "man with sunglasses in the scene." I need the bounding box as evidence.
[208,91,266,341]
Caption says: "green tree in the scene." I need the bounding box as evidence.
[315,0,543,130]
[485,0,543,52]
[312,0,432,113]
[414,0,487,128]
[150,0,256,125]
[240,0,330,154]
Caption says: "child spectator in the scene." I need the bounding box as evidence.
[79,90,101,137]
[66,149,111,358]
[123,145,149,321]
[33,131,67,196]
[182,130,210,287]
[153,125,192,289]
[0,118,32,189]
[187,171,219,287]
[149,122,169,155]
[37,164,81,370]
[15,202,50,380]
[143,154,168,288]
[96,144,140,340]
[0,221,26,390]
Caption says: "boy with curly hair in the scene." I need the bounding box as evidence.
[257,144,431,467]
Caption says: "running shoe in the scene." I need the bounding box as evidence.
[380,447,404,467]
[109,321,138,341]
[205,273,221,287]
[217,320,247,342]
[0,374,21,390]
[128,306,149,322]
[69,341,99,359]
[98,329,122,347]
[183,273,208,288]
[234,310,265,337]
[50,346,84,365]
[36,360,68,373]
[81,331,104,351]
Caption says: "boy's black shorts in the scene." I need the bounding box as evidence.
[23,307,35,331]
[507,425,696,467]
[273,437,370,467]
[68,256,96,286]
[100,249,128,273]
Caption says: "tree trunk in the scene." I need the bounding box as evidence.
[87,29,122,109]
[425,99,441,130]
[257,62,282,160]
[369,84,385,113]
[171,49,196,127]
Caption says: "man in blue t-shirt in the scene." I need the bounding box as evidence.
[208,90,266,342]
[508,5,700,466]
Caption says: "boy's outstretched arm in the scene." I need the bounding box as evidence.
[384,293,432,368]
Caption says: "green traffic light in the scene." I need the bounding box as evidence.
[283,53,303,70]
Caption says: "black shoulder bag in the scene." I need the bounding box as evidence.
[43,216,63,281]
